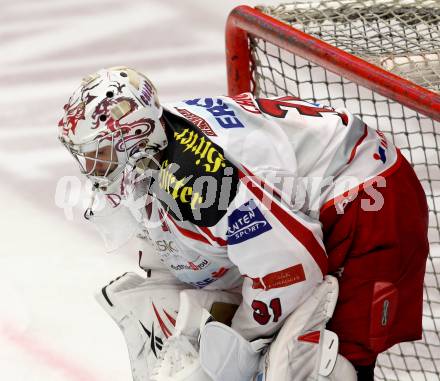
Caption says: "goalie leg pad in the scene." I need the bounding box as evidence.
[95,271,186,381]
[257,275,354,381]
[318,354,357,381]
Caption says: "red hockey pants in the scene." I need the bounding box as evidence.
[320,153,429,366]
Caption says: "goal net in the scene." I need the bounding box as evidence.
[226,1,439,379]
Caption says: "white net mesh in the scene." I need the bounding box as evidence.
[248,0,440,379]
[257,0,440,92]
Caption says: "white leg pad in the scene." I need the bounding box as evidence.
[95,271,185,381]
[318,355,357,381]
[256,275,341,381]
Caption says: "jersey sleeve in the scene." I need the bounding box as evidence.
[222,167,327,340]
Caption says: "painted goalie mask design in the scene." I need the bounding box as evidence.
[58,66,167,192]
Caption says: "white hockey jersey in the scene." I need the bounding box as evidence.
[96,93,399,341]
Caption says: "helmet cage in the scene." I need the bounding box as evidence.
[60,129,130,189]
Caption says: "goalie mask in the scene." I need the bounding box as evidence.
[58,67,167,192]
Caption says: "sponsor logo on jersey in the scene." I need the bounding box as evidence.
[227,199,272,245]
[184,97,244,129]
[173,128,226,173]
[160,109,239,226]
[249,264,306,290]
[190,277,216,288]
[159,160,204,209]
[373,130,388,163]
[175,107,217,136]
[188,267,230,288]
[154,239,177,254]
[170,259,209,271]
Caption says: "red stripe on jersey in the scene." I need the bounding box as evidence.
[347,124,368,165]
[238,169,328,276]
[247,264,306,290]
[242,165,289,208]
[248,171,283,200]
[320,150,403,214]
[167,215,211,245]
[298,331,321,344]
[199,226,227,246]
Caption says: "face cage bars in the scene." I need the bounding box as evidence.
[59,130,130,189]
